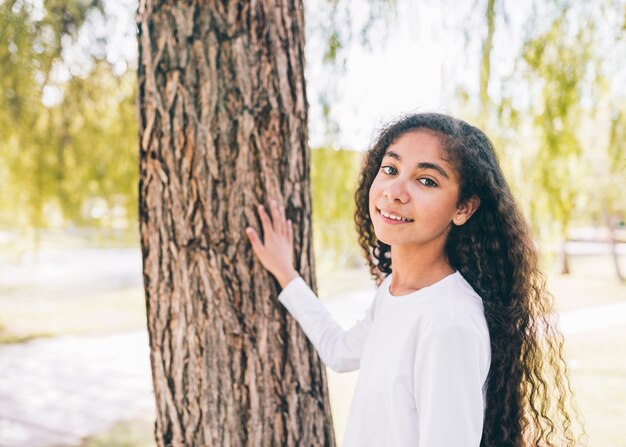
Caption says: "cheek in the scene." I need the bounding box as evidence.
[369,175,384,197]
[421,194,458,224]
[368,178,378,202]
[368,181,382,219]
[368,190,376,217]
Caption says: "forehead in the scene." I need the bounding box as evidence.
[385,129,445,159]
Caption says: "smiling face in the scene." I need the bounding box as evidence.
[368,129,473,249]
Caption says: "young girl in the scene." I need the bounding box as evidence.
[245,113,581,446]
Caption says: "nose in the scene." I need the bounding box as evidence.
[383,177,410,203]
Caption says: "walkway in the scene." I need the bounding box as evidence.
[0,332,154,447]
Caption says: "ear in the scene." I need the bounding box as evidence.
[453,195,480,226]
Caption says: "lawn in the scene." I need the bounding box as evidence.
[566,327,626,446]
[77,416,156,447]
[0,286,147,343]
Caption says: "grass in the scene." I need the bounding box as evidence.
[3,254,619,344]
[0,286,147,344]
[75,417,156,447]
[0,258,374,345]
[316,253,626,309]
[1,227,139,255]
[547,254,626,312]
[566,327,626,447]
[316,266,375,299]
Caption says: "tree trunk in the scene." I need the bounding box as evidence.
[136,1,336,445]
[560,238,570,275]
[603,206,625,282]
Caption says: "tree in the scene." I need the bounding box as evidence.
[311,147,362,270]
[0,0,103,229]
[520,3,604,274]
[136,0,335,445]
[0,1,139,235]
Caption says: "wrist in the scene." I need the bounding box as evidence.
[277,269,300,289]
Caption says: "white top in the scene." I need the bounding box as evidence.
[277,270,491,447]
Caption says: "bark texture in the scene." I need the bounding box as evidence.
[137,1,336,445]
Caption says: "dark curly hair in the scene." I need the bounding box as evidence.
[354,113,584,446]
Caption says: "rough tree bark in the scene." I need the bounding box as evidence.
[137,1,336,445]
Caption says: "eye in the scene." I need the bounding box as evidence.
[380,165,437,188]
[381,165,397,175]
[419,178,438,188]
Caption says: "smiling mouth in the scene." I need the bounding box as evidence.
[377,208,414,223]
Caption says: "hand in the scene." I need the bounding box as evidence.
[245,199,300,288]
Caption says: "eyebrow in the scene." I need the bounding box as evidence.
[383,150,450,179]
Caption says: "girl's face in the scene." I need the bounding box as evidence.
[368,129,470,248]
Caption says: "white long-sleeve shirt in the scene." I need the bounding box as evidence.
[277,270,491,447]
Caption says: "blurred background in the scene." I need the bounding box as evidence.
[1,0,624,445]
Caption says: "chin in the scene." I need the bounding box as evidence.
[372,227,394,246]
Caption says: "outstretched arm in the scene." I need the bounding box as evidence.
[245,199,373,372]
[277,275,374,372]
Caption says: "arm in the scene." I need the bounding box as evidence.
[414,324,489,446]
[245,199,373,372]
[278,276,375,372]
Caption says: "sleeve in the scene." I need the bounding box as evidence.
[414,324,489,446]
[277,276,375,373]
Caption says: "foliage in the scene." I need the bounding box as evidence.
[522,8,592,241]
[0,0,137,230]
[311,147,364,269]
[457,0,626,253]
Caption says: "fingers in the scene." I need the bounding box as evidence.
[287,218,293,247]
[250,199,288,242]
[257,204,273,236]
[245,226,263,254]
[269,200,285,235]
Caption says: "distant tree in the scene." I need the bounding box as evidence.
[1,1,95,224]
[0,0,138,232]
[603,109,626,281]
[522,6,595,273]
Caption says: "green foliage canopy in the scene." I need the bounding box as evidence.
[0,0,137,230]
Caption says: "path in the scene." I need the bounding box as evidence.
[0,332,154,447]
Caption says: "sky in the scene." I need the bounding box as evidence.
[306,0,453,151]
[305,0,466,151]
[304,0,530,151]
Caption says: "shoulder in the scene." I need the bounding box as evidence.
[415,275,491,373]
[421,272,489,339]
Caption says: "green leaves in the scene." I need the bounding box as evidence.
[0,1,134,230]
[311,147,363,269]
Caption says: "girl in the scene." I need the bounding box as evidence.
[245,113,582,446]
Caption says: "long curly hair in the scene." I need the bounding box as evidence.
[354,113,584,446]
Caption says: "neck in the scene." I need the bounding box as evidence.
[389,241,455,295]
